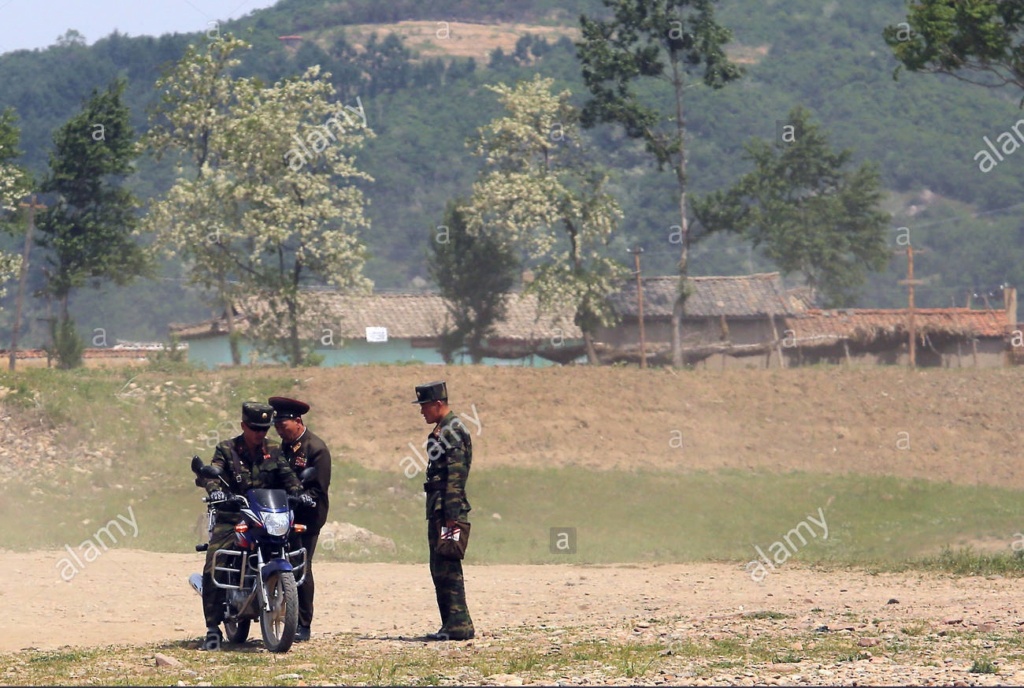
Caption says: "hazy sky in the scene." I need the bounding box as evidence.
[0,0,281,53]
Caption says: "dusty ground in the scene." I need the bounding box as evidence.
[5,366,1024,684]
[4,550,1024,684]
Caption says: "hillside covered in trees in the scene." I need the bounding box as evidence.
[0,0,1022,346]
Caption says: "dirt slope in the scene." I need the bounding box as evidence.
[290,366,1023,487]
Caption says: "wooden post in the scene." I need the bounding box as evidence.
[907,246,917,367]
[1006,286,1018,327]
[1005,286,1017,367]
[897,244,926,369]
[9,195,45,372]
[628,247,646,369]
[768,312,786,369]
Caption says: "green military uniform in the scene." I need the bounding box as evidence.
[200,428,303,628]
[417,382,474,640]
[271,396,332,632]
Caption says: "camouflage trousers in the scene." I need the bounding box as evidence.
[427,517,474,637]
[202,523,238,627]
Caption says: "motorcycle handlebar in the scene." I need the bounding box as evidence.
[201,492,311,509]
[202,494,246,508]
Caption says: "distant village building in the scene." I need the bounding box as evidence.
[599,274,1017,368]
[168,279,1019,369]
[783,307,1012,368]
[169,292,583,368]
[597,273,802,368]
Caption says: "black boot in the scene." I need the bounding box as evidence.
[295,625,311,642]
[200,628,223,651]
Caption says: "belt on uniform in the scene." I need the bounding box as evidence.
[423,481,446,492]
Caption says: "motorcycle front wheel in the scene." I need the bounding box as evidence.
[260,571,298,652]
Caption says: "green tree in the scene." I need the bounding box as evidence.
[693,107,891,307]
[36,78,149,366]
[0,108,30,213]
[0,109,27,310]
[576,0,743,367]
[885,0,1024,102]
[145,36,374,367]
[360,33,412,96]
[144,35,250,364]
[429,201,519,363]
[466,75,626,364]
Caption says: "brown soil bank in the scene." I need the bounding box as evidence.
[298,365,1023,487]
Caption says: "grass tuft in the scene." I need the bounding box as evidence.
[970,657,998,674]
[744,611,790,620]
[881,546,1024,577]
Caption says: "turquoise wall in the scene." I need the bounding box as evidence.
[185,336,580,368]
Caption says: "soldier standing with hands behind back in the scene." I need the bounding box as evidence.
[269,396,332,643]
[414,380,475,641]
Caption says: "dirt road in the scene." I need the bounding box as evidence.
[3,549,1021,654]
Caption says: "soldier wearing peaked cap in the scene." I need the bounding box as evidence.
[268,396,332,643]
[197,402,307,651]
[413,380,475,641]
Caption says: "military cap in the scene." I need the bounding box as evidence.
[242,401,274,429]
[412,380,448,404]
[268,396,310,420]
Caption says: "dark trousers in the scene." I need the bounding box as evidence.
[202,524,237,627]
[427,518,473,633]
[292,531,319,628]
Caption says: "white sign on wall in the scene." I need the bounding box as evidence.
[365,327,388,343]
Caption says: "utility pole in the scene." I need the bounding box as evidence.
[9,195,44,371]
[896,243,926,368]
[628,246,646,369]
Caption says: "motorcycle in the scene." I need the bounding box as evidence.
[187,455,316,653]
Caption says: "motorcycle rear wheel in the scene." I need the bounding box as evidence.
[224,618,250,644]
[260,571,298,653]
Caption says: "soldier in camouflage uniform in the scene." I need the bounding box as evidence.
[413,380,475,641]
[197,401,312,651]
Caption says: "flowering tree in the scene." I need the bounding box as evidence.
[467,75,626,363]
[0,109,28,308]
[0,164,23,214]
[145,36,373,366]
[0,109,27,213]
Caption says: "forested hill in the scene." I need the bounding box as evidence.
[1,0,1022,344]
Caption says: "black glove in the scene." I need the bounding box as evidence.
[209,490,227,502]
[298,492,316,508]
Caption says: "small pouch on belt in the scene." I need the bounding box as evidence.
[435,521,471,560]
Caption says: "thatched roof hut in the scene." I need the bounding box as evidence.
[784,308,1007,348]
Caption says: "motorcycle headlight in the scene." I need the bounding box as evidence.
[263,511,290,537]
